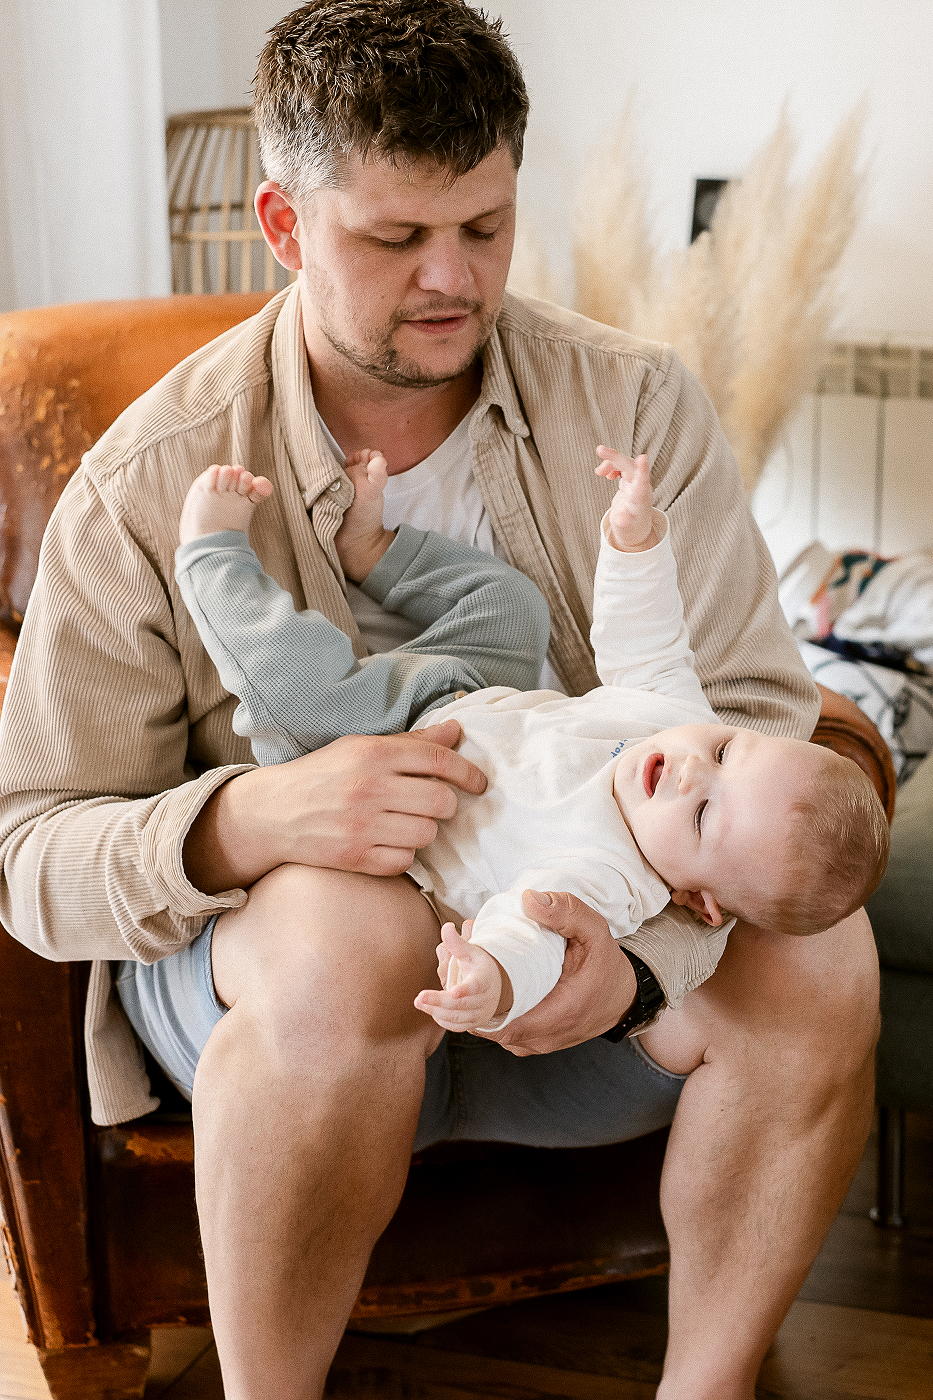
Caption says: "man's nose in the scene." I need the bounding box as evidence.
[415,235,474,297]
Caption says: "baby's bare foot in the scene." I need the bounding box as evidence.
[179,465,274,545]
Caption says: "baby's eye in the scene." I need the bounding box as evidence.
[716,741,728,763]
[695,800,708,835]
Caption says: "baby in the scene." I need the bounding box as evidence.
[175,449,890,1036]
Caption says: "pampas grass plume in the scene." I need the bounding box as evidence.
[573,95,655,332]
[507,214,559,302]
[724,104,866,488]
[570,101,863,492]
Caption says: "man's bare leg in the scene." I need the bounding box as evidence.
[191,863,443,1400]
[641,908,879,1400]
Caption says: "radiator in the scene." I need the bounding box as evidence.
[752,343,933,575]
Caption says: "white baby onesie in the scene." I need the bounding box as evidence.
[409,512,723,1028]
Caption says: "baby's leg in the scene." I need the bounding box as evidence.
[179,464,273,545]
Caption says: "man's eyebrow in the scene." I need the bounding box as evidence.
[367,202,514,230]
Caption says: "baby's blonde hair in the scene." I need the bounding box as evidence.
[734,748,890,936]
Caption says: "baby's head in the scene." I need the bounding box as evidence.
[612,722,890,935]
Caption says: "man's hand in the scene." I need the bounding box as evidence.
[477,889,638,1056]
[183,718,486,894]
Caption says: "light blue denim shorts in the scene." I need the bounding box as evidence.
[115,915,687,1151]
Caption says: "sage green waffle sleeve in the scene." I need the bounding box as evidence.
[174,524,550,766]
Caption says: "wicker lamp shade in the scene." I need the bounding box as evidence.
[166,107,295,295]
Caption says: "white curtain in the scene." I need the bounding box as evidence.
[0,0,171,312]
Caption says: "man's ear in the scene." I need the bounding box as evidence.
[255,181,303,271]
[670,887,724,927]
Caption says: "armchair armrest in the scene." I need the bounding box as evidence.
[0,618,97,1350]
[811,682,897,822]
[0,936,96,1350]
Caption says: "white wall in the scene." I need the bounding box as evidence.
[159,0,287,115]
[160,0,933,343]
[495,0,933,343]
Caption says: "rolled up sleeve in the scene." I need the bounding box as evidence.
[0,467,251,963]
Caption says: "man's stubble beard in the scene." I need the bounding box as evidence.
[313,285,500,390]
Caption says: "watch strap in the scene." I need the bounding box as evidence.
[601,945,666,1043]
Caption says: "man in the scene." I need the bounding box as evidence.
[0,4,879,1398]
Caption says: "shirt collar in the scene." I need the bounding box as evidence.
[271,284,350,512]
[475,320,530,439]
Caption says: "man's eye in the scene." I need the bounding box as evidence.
[465,226,498,241]
[376,233,418,249]
[695,801,707,835]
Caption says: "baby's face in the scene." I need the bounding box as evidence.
[612,723,819,925]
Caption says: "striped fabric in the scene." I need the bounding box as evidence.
[0,285,819,1124]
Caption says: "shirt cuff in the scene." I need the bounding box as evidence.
[139,763,256,920]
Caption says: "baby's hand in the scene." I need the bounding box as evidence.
[414,922,513,1032]
[595,448,657,552]
[334,448,394,582]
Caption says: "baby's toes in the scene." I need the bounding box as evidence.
[212,465,239,494]
[247,476,273,503]
[195,464,223,493]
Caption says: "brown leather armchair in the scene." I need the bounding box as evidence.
[0,296,896,1399]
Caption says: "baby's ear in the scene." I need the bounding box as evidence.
[670,888,724,927]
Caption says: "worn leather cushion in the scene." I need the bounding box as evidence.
[867,745,933,974]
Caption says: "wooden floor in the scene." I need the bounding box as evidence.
[2,1111,932,1399]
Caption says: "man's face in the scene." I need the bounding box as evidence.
[612,724,820,925]
[291,146,518,390]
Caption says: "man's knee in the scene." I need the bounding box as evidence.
[211,863,442,1039]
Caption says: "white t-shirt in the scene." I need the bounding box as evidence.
[317,411,564,692]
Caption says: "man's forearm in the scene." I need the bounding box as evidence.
[182,767,282,895]
[0,769,252,964]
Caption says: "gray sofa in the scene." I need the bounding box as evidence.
[866,744,933,1223]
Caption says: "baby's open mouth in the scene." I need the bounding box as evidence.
[643,755,664,798]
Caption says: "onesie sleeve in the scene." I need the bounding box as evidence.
[590,512,712,712]
[468,863,733,1029]
[467,855,665,1029]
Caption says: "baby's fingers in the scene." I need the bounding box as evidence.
[596,446,649,481]
[439,922,474,963]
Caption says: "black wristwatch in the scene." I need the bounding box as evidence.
[601,945,666,1042]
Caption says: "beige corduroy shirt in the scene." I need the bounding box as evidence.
[0,285,819,1125]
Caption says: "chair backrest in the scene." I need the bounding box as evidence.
[0,292,275,626]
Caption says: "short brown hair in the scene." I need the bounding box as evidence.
[737,749,890,937]
[253,1,529,202]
